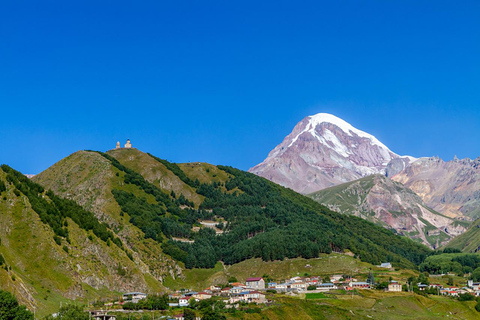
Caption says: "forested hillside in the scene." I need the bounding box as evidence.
[31,148,431,272]
[100,149,430,269]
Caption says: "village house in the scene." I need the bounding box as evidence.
[220,287,231,296]
[193,292,212,301]
[230,282,246,288]
[348,281,371,289]
[290,282,308,292]
[245,291,266,303]
[179,297,189,306]
[274,282,290,292]
[122,292,147,303]
[246,277,266,290]
[228,291,266,304]
[307,279,319,287]
[379,262,392,269]
[89,310,117,320]
[388,281,402,292]
[330,275,343,283]
[443,287,459,297]
[317,283,338,292]
[208,285,221,292]
[467,280,480,291]
[230,286,246,294]
[418,284,428,291]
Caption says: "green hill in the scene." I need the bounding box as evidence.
[0,165,166,317]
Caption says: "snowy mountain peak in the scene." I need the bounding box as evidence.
[304,113,394,156]
[250,113,411,194]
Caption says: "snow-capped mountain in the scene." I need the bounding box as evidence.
[249,113,415,194]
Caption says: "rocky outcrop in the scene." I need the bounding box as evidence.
[308,174,464,248]
[392,157,480,219]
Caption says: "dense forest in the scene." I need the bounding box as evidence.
[419,250,480,278]
[95,153,430,269]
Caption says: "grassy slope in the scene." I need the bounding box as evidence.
[443,218,480,252]
[0,168,165,318]
[251,292,479,320]
[108,149,204,206]
[162,254,418,291]
[178,162,230,184]
[308,175,375,214]
[32,151,183,283]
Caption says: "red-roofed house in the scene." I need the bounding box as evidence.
[193,292,212,301]
[246,277,265,290]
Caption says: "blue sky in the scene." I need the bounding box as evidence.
[1,1,479,174]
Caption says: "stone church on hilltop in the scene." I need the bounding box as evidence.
[116,139,133,149]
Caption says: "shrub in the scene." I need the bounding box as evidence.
[458,293,475,301]
[0,290,33,319]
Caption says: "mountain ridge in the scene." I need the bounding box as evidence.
[308,174,467,248]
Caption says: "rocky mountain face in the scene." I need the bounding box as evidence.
[308,174,467,248]
[249,113,414,194]
[444,217,480,253]
[392,157,480,220]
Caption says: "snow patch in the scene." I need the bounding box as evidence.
[287,113,397,162]
[308,113,393,152]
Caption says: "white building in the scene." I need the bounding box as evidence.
[246,277,265,290]
[388,281,402,292]
[122,292,147,303]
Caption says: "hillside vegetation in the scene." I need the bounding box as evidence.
[252,290,480,320]
[33,149,431,271]
[83,149,430,270]
[0,165,166,317]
